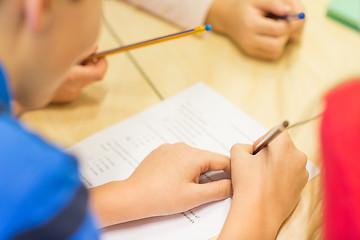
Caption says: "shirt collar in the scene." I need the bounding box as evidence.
[0,63,12,114]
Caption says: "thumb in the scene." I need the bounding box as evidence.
[75,57,108,83]
[231,143,253,156]
[80,45,100,64]
[194,179,232,204]
[85,45,99,58]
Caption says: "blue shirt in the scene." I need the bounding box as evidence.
[0,64,99,239]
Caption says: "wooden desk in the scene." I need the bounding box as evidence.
[21,0,360,239]
[21,22,161,147]
[102,0,360,239]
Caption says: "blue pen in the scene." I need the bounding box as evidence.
[267,12,305,21]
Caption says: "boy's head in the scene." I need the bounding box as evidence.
[0,0,102,110]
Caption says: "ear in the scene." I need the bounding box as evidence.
[24,0,51,33]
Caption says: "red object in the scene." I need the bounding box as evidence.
[321,79,360,239]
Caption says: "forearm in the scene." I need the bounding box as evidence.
[218,195,281,240]
[89,180,152,228]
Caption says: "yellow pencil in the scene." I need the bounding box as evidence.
[89,25,212,61]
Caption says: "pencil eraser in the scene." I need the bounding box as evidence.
[205,24,212,31]
[299,12,305,19]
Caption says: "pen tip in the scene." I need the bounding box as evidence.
[205,24,212,31]
[299,12,305,19]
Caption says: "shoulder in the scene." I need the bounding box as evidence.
[0,113,74,165]
[0,114,98,239]
[0,114,79,194]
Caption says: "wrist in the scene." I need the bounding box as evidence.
[205,0,229,34]
[225,193,283,239]
[89,179,153,227]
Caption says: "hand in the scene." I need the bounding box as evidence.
[90,143,232,227]
[206,0,305,60]
[129,143,232,216]
[218,131,308,239]
[51,57,108,103]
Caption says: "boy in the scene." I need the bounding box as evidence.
[0,0,308,239]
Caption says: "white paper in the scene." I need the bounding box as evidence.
[68,82,319,240]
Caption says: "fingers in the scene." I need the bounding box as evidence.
[257,130,291,158]
[75,57,108,84]
[161,143,231,173]
[197,150,231,174]
[288,15,305,42]
[257,0,292,16]
[266,130,293,153]
[51,58,108,103]
[279,0,306,42]
[80,45,99,63]
[287,0,305,42]
[243,35,288,60]
[245,48,282,61]
[289,27,303,42]
[231,143,253,157]
[239,16,289,60]
[266,131,308,170]
[255,16,288,36]
[193,179,232,204]
[255,34,288,55]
